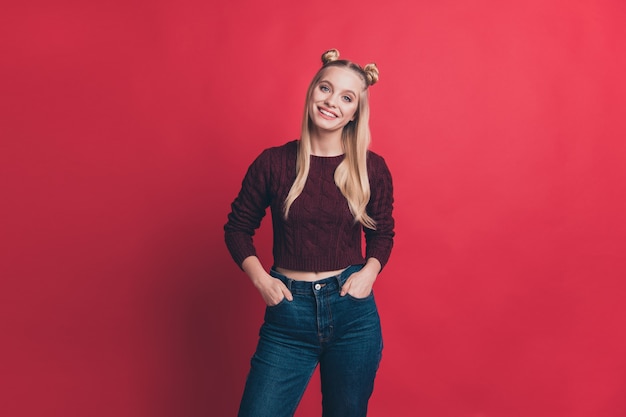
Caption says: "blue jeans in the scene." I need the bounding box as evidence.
[238,264,383,417]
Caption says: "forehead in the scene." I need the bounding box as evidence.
[319,66,365,91]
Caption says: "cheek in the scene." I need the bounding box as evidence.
[344,104,358,120]
[309,92,325,110]
[309,99,319,116]
[311,89,326,102]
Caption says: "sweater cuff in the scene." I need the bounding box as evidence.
[366,249,391,271]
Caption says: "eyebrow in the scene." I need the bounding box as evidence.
[319,80,357,97]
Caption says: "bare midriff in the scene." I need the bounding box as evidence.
[274,267,348,282]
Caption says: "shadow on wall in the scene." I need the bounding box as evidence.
[132,214,263,417]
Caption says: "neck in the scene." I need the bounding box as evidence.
[310,129,343,156]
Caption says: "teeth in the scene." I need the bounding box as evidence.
[320,109,337,118]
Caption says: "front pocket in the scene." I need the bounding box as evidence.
[345,291,374,302]
[266,296,289,309]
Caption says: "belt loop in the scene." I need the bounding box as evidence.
[287,278,293,291]
[335,273,344,289]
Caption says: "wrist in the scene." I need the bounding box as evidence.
[242,256,271,286]
[364,258,382,274]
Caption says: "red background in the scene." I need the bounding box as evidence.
[2,1,625,416]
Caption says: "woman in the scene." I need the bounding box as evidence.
[224,49,394,417]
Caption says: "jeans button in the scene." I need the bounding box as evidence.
[314,283,321,290]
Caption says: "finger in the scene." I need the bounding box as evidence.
[265,295,281,306]
[262,284,286,306]
[340,278,351,296]
[265,289,282,306]
[275,281,293,301]
[283,287,293,301]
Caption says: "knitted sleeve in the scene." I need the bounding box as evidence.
[364,153,395,270]
[224,149,272,268]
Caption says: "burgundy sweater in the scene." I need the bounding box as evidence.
[224,140,394,272]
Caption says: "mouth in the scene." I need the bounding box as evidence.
[318,106,338,119]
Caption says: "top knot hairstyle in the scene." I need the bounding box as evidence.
[283,49,381,229]
[321,49,379,87]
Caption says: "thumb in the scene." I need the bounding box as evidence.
[340,280,350,297]
[283,286,294,301]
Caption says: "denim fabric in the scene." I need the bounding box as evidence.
[238,264,383,417]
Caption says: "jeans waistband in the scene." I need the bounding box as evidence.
[269,264,364,295]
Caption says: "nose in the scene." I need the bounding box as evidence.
[324,94,338,107]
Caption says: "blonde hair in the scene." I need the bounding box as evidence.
[283,49,380,229]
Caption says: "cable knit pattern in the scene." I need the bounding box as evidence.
[224,140,394,271]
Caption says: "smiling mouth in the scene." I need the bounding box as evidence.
[318,107,338,118]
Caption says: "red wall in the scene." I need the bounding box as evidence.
[2,1,625,416]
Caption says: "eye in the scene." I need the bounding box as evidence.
[319,84,331,93]
[342,95,353,103]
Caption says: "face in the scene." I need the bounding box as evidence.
[308,66,364,134]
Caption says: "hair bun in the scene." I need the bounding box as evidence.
[363,63,379,86]
[321,49,340,65]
